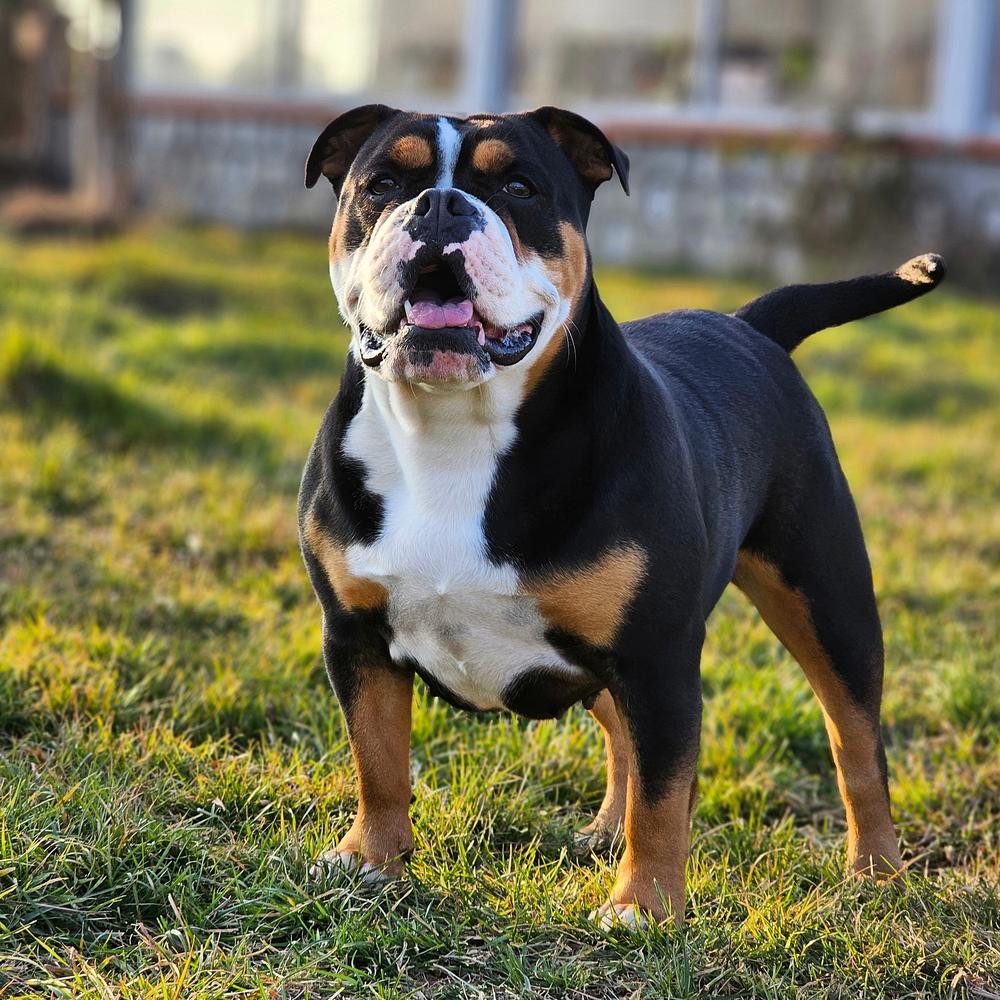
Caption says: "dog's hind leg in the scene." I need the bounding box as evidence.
[733,485,902,879]
[577,689,630,852]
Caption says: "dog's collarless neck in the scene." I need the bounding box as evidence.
[518,282,639,413]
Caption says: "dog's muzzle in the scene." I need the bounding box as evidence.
[358,252,542,382]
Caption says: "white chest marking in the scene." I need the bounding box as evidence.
[435,118,462,189]
[341,379,579,710]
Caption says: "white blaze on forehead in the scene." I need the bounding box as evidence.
[435,117,462,188]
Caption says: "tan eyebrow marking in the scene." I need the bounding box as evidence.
[389,135,433,170]
[471,138,516,174]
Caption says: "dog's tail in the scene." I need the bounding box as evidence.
[733,253,946,353]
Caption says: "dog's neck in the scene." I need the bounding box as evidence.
[358,359,521,437]
[517,281,638,423]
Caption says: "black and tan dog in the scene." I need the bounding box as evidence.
[297,104,945,926]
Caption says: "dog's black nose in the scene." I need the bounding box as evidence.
[407,188,481,247]
[413,188,476,220]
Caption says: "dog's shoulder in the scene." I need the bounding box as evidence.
[298,353,386,603]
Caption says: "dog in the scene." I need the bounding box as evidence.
[297,104,945,926]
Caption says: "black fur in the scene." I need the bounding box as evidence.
[299,108,947,814]
[735,254,945,352]
[502,666,604,720]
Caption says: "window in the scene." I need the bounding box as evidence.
[365,0,464,99]
[133,0,465,101]
[514,1,699,107]
[717,0,820,108]
[135,0,265,91]
[300,1,376,95]
[719,0,937,111]
[513,0,936,115]
[718,0,936,112]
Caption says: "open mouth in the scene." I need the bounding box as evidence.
[357,262,542,371]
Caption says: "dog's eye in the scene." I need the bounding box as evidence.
[503,178,534,199]
[368,175,400,197]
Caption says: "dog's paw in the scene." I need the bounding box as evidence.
[590,901,649,931]
[573,825,623,857]
[309,850,397,885]
[852,847,905,882]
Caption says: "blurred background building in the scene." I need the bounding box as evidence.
[2,0,999,286]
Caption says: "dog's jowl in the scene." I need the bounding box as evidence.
[298,103,945,926]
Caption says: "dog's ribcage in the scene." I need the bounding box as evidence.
[341,376,579,709]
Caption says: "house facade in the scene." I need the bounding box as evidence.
[6,0,1000,286]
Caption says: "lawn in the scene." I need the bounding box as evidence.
[0,227,997,999]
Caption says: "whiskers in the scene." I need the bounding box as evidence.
[350,265,398,335]
[562,320,580,371]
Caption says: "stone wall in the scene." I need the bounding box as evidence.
[130,109,1000,291]
[588,136,1000,289]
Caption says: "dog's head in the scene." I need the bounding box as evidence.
[306,106,628,389]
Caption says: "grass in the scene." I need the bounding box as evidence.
[0,225,997,998]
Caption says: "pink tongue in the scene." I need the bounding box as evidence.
[409,297,474,329]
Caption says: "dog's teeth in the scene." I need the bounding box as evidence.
[404,299,413,323]
[478,329,486,346]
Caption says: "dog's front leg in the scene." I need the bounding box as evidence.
[594,624,704,928]
[315,630,415,882]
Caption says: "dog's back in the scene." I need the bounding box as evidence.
[619,252,946,600]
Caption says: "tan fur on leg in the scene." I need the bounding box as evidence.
[593,701,695,928]
[734,553,902,877]
[594,763,693,928]
[314,667,414,882]
[577,689,629,852]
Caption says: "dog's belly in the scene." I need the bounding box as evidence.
[346,543,582,711]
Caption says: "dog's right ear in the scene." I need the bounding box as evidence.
[305,104,399,192]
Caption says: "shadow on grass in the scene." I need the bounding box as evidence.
[96,262,225,318]
[1,338,277,466]
[175,339,344,383]
[805,358,996,423]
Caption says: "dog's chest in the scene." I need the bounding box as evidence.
[342,386,575,710]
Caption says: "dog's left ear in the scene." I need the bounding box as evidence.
[305,104,400,191]
[528,106,630,196]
